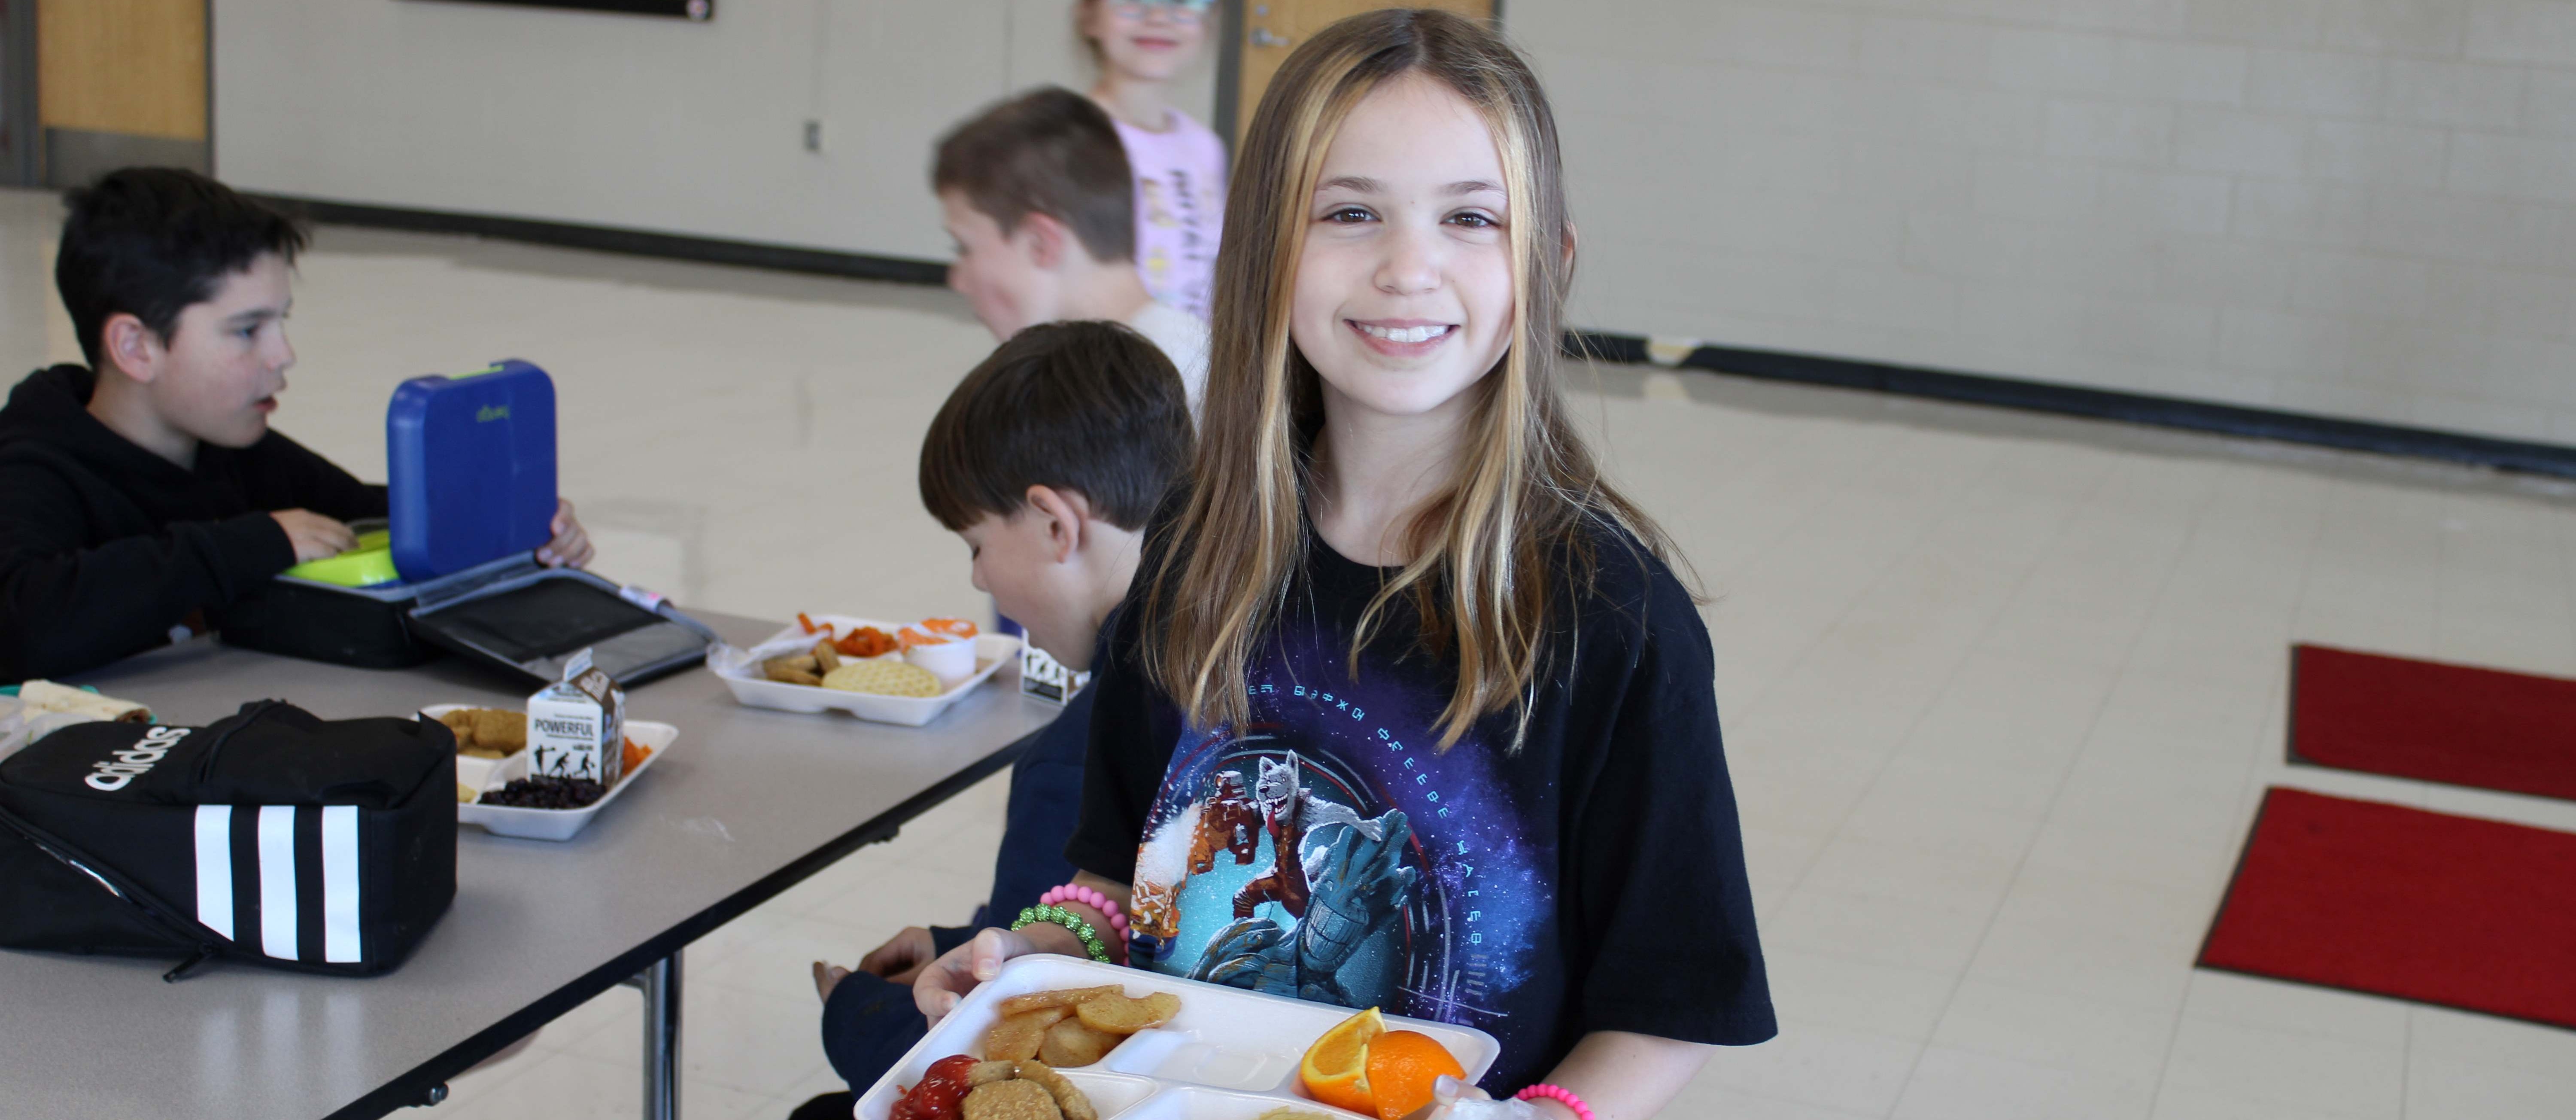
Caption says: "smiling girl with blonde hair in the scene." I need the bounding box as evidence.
[918,12,1774,1117]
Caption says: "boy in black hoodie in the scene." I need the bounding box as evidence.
[0,168,592,682]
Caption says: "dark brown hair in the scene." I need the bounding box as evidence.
[56,167,307,367]
[919,320,1191,533]
[1136,9,1682,749]
[933,86,1136,263]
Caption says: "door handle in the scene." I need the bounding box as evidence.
[1250,27,1291,48]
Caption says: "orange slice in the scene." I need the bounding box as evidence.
[1365,1030,1467,1120]
[1299,1007,1385,1115]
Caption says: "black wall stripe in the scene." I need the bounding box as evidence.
[1563,332,2576,481]
[229,810,261,952]
[295,807,326,965]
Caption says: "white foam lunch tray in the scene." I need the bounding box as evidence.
[856,956,1500,1120]
[423,704,677,842]
[708,615,1020,727]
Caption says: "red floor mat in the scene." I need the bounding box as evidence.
[2292,643,2576,802]
[2199,787,2576,1028]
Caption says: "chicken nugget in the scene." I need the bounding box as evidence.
[983,1007,1069,1062]
[996,986,1123,1018]
[811,639,842,673]
[1037,1017,1119,1068]
[762,657,823,686]
[961,1079,1059,1120]
[437,710,478,749]
[968,1061,1018,1088]
[1012,1062,1098,1120]
[473,709,526,752]
[1073,991,1179,1035]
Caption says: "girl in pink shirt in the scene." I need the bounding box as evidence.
[1080,0,1227,321]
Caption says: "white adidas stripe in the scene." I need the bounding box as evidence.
[191,806,233,940]
[320,806,361,964]
[257,806,298,960]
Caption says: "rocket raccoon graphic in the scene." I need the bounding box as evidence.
[1171,757,1417,1004]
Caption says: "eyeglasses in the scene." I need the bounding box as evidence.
[1113,0,1212,20]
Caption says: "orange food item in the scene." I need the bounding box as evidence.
[922,618,980,639]
[621,736,651,775]
[1364,1031,1465,1120]
[797,612,821,635]
[1298,1007,1382,1115]
[836,626,899,658]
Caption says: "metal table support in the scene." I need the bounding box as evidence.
[623,953,683,1120]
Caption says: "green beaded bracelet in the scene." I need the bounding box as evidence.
[1012,904,1112,963]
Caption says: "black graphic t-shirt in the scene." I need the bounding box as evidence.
[1069,519,1776,1092]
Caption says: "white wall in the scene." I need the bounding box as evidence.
[210,0,1215,263]
[218,0,2576,444]
[1513,0,2576,444]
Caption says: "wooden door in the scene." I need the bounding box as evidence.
[1234,0,1494,143]
[36,0,207,183]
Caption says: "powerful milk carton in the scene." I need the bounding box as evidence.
[526,648,625,785]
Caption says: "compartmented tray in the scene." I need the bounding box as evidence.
[423,703,677,841]
[857,956,1500,1120]
[708,615,1019,727]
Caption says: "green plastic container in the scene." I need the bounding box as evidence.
[281,530,400,588]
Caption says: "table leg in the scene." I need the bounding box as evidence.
[625,952,682,1120]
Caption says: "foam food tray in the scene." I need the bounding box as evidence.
[709,615,1019,727]
[857,956,1499,1120]
[424,703,677,841]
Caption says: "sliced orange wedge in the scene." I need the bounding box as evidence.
[1299,1007,1385,1115]
[1366,1030,1467,1120]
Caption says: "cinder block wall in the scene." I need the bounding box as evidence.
[1518,0,2576,443]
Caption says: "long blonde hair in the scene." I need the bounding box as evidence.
[1139,9,1677,749]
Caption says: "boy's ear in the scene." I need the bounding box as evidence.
[1022,484,1091,564]
[100,313,165,384]
[1021,212,1070,271]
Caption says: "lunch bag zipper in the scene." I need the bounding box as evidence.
[0,799,228,980]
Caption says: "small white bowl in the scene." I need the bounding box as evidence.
[904,635,978,684]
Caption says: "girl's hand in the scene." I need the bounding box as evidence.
[914,927,1044,1024]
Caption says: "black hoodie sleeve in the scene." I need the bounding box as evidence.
[0,461,295,681]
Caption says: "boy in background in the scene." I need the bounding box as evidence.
[0,168,591,682]
[933,87,1209,420]
[796,321,1190,1118]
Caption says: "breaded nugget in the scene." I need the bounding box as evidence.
[473,709,526,752]
[811,639,842,673]
[1012,1062,1098,1120]
[996,986,1123,1018]
[1037,1017,1119,1068]
[984,1007,1070,1062]
[1073,991,1179,1035]
[762,657,823,686]
[437,710,478,749]
[961,1079,1059,1120]
[968,1061,1018,1088]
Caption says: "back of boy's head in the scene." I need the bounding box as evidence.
[920,320,1188,533]
[55,167,308,368]
[932,87,1134,265]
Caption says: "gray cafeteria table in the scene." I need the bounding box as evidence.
[3,611,1053,1120]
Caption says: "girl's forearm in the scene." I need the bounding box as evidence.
[1534,1031,1714,1120]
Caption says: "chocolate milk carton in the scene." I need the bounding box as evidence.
[526,648,625,785]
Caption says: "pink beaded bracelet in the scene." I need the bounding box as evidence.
[1039,884,1130,938]
[1515,1084,1594,1120]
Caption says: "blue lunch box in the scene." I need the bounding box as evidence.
[386,359,558,581]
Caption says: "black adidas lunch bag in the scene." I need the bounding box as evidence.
[0,700,456,979]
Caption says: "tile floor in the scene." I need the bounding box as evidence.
[8,186,2576,1118]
